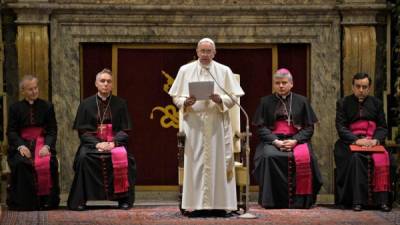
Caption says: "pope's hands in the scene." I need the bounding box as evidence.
[184,94,222,106]
[209,94,222,104]
[184,96,196,107]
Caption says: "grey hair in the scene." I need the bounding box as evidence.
[95,68,112,80]
[197,38,216,51]
[273,71,293,82]
[19,75,38,91]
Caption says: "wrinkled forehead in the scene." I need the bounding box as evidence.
[197,41,214,50]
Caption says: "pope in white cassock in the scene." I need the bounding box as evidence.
[168,38,245,215]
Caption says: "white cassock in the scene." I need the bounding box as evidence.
[169,60,245,210]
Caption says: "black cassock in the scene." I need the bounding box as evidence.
[252,93,322,208]
[67,95,136,210]
[334,94,394,207]
[7,99,60,210]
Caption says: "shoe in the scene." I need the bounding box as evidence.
[210,209,228,217]
[352,204,362,211]
[75,204,87,211]
[118,202,132,210]
[188,210,208,218]
[39,204,50,211]
[380,204,391,212]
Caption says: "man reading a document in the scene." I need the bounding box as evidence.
[334,72,392,212]
[169,38,244,216]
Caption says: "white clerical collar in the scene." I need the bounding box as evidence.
[97,93,111,101]
[276,92,291,100]
[24,98,36,105]
[198,60,212,70]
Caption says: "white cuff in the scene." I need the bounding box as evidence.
[17,145,27,151]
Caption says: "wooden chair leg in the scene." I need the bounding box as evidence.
[177,132,186,214]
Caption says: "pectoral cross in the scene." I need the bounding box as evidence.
[98,124,106,135]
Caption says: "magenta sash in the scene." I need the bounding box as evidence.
[273,121,312,195]
[349,120,390,192]
[21,127,51,196]
[97,124,129,193]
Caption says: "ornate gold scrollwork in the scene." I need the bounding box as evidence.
[150,105,179,129]
[150,70,179,129]
[161,70,174,94]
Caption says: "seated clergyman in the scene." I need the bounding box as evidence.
[7,75,60,210]
[252,68,322,209]
[334,72,392,212]
[67,68,136,211]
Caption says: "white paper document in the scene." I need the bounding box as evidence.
[188,81,214,100]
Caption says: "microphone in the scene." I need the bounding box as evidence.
[204,67,248,133]
[204,67,256,218]
[205,67,249,124]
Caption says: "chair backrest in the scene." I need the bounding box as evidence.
[392,127,398,142]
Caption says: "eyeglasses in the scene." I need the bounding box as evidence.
[198,49,214,55]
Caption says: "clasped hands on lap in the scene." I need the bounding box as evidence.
[96,142,115,152]
[273,139,298,152]
[19,145,50,158]
[354,138,378,147]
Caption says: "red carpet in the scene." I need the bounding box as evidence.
[1,205,399,225]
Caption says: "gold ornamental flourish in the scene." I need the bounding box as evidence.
[150,70,179,129]
[150,105,179,129]
[161,70,174,94]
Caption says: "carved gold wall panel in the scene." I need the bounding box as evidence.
[17,25,49,100]
[343,26,376,96]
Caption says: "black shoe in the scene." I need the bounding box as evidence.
[380,204,391,212]
[352,204,362,211]
[39,204,50,211]
[74,204,86,211]
[188,210,208,218]
[118,202,132,210]
[210,209,228,217]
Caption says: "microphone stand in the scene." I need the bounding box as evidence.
[235,100,257,219]
[205,68,257,219]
